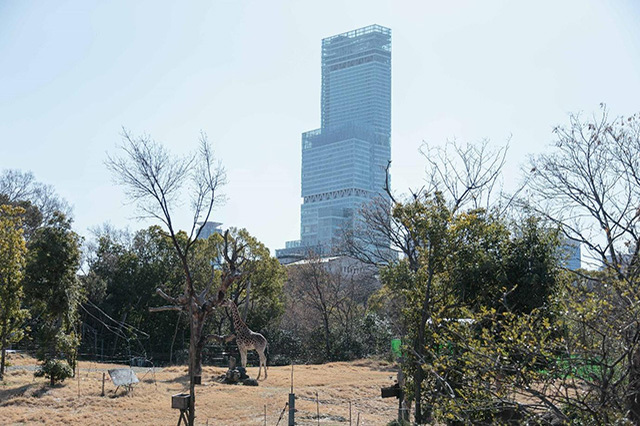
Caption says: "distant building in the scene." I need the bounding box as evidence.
[277,25,392,263]
[285,255,381,295]
[561,238,581,270]
[197,221,223,240]
[286,255,376,276]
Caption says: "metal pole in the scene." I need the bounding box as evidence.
[288,364,295,426]
[288,393,295,426]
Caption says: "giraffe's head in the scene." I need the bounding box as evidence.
[221,299,234,308]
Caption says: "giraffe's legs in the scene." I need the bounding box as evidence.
[239,347,248,369]
[257,349,267,380]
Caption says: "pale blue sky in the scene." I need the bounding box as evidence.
[1,0,639,252]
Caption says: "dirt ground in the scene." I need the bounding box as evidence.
[0,353,400,425]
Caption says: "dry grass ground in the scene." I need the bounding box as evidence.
[0,353,399,425]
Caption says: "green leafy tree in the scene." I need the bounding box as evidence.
[34,359,73,387]
[190,228,286,333]
[383,202,563,424]
[504,216,561,314]
[387,192,452,424]
[183,228,285,372]
[24,212,83,381]
[0,205,28,380]
[447,209,510,310]
[81,225,185,362]
[82,223,285,368]
[346,140,510,423]
[355,139,568,423]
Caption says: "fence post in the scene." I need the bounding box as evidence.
[288,364,295,426]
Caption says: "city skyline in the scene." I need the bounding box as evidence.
[1,1,639,253]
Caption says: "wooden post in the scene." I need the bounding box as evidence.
[316,391,320,425]
[264,404,267,426]
[349,401,352,425]
[101,372,105,397]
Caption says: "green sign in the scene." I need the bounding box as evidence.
[391,338,402,359]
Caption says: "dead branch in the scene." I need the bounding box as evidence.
[149,305,183,312]
[155,288,180,305]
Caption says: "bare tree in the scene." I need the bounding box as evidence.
[285,255,379,362]
[106,129,230,426]
[287,255,341,360]
[345,139,510,268]
[526,107,640,275]
[525,106,640,422]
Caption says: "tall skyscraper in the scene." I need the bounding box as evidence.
[277,25,391,262]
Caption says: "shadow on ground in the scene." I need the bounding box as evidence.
[0,383,52,405]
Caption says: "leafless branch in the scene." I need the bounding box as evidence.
[149,305,183,313]
[420,138,508,214]
[155,288,180,305]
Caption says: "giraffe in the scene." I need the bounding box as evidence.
[222,299,268,380]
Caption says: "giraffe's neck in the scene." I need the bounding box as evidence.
[229,302,249,334]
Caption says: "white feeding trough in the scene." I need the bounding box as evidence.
[108,368,139,395]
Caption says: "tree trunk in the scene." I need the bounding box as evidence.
[1,317,7,380]
[188,303,198,426]
[413,333,424,424]
[169,311,181,364]
[628,346,640,424]
[323,312,331,361]
[188,303,207,426]
[0,339,6,380]
[195,323,206,378]
[414,268,434,425]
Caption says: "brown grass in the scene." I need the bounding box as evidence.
[0,354,399,425]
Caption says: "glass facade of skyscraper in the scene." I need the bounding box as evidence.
[277,25,391,262]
